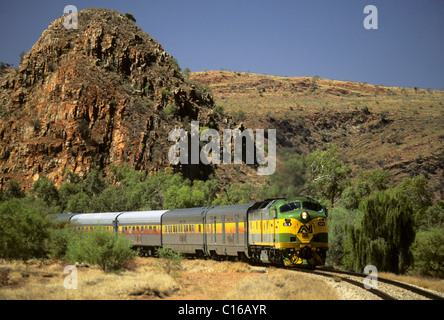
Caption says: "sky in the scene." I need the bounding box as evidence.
[1,0,443,90]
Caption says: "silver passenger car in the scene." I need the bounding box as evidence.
[117,210,167,255]
[205,203,254,259]
[161,207,210,256]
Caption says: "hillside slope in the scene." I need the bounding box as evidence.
[190,71,443,200]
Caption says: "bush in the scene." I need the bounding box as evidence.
[66,228,135,273]
[0,198,52,261]
[30,177,60,207]
[46,226,76,260]
[125,13,136,22]
[326,206,362,268]
[156,247,182,275]
[411,228,444,278]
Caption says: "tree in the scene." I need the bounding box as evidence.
[84,169,107,197]
[392,175,433,227]
[411,227,444,278]
[348,190,415,274]
[30,177,60,207]
[326,206,362,267]
[0,198,52,261]
[2,180,25,200]
[305,144,351,206]
[340,169,391,210]
[183,67,191,76]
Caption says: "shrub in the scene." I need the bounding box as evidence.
[214,104,224,114]
[46,226,76,260]
[125,13,136,22]
[31,177,60,207]
[165,104,177,115]
[156,247,182,275]
[66,228,135,272]
[411,228,444,278]
[0,198,52,261]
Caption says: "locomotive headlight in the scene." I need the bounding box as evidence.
[301,211,309,221]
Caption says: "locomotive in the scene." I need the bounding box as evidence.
[57,197,328,267]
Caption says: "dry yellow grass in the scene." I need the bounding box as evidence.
[379,272,444,294]
[0,258,179,300]
[223,268,338,300]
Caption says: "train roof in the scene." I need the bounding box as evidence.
[207,202,255,215]
[117,210,168,224]
[70,212,123,226]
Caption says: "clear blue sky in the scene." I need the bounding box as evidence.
[1,0,443,90]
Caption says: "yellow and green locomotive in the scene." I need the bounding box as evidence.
[248,197,328,266]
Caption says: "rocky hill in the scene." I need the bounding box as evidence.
[0,8,235,190]
[190,71,444,200]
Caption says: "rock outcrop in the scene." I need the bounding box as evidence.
[0,8,223,190]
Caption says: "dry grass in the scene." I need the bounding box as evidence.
[379,272,444,294]
[223,268,338,300]
[0,258,179,300]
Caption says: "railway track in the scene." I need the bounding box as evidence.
[292,267,444,300]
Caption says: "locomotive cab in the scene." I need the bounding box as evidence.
[273,197,328,266]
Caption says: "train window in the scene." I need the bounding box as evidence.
[302,202,323,212]
[148,226,152,234]
[280,201,301,213]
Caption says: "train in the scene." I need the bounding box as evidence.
[56,197,328,267]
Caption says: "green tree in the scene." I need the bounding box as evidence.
[326,206,362,267]
[212,183,255,206]
[65,192,92,213]
[348,190,415,274]
[2,180,26,200]
[305,144,351,206]
[411,227,444,277]
[30,177,60,207]
[84,169,107,197]
[340,169,391,210]
[392,175,433,227]
[163,179,219,209]
[0,198,52,261]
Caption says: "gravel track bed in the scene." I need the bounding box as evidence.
[312,270,444,300]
